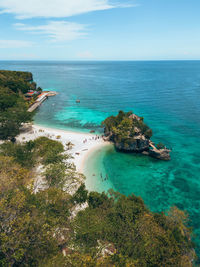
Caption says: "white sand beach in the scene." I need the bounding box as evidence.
[17,124,110,173]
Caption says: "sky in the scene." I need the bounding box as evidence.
[0,0,200,60]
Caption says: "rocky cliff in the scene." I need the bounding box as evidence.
[102,111,171,160]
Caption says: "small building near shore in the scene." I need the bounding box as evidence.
[25,90,39,98]
[36,92,48,102]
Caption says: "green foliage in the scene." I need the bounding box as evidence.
[1,79,30,94]
[0,159,59,266]
[72,184,88,204]
[0,151,196,266]
[0,136,84,266]
[0,154,74,266]
[0,70,38,140]
[0,87,18,111]
[88,191,110,209]
[34,136,68,165]
[44,162,67,188]
[0,70,33,94]
[0,137,68,170]
[0,97,33,140]
[0,156,31,195]
[0,136,79,192]
[36,187,71,226]
[73,191,195,266]
[0,140,36,168]
[157,142,165,150]
[34,136,64,154]
[39,253,96,267]
[37,87,43,92]
[102,111,153,148]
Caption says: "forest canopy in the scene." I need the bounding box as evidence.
[0,71,37,140]
[0,138,196,266]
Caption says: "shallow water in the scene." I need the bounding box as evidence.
[1,60,200,255]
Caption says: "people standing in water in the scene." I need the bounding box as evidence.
[105,174,108,181]
[100,173,109,182]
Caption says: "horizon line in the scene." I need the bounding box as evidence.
[1,59,200,62]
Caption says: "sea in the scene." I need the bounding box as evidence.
[1,60,200,256]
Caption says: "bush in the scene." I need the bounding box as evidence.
[44,163,67,188]
[157,142,165,150]
[72,184,88,204]
[102,111,153,146]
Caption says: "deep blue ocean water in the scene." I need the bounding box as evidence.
[1,60,200,255]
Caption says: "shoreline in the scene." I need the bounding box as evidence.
[17,124,111,175]
[79,141,111,173]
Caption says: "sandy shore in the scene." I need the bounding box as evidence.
[17,124,110,173]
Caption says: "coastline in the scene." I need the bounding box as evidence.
[17,123,111,178]
[83,143,115,193]
[79,141,111,173]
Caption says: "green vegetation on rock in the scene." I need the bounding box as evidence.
[102,111,153,139]
[102,111,153,152]
[102,111,171,160]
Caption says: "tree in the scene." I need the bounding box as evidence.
[0,98,33,140]
[0,141,35,169]
[0,70,39,141]
[72,184,88,204]
[0,156,72,266]
[102,111,153,149]
[73,191,195,266]
[44,163,67,188]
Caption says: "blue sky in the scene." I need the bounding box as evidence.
[0,0,200,60]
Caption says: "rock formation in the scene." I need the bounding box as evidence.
[102,111,171,160]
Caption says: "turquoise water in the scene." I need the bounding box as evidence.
[1,60,200,255]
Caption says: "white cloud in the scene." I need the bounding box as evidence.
[0,0,115,19]
[15,21,87,42]
[0,39,33,48]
